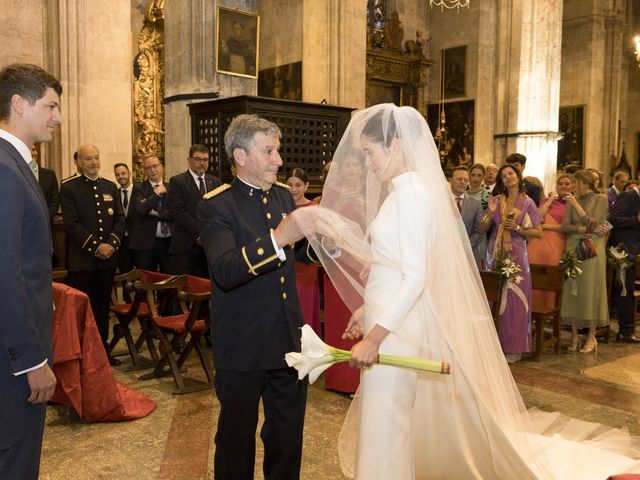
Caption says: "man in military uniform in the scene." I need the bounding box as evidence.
[198,114,314,480]
[60,144,125,366]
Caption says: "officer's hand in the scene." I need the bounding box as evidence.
[96,243,115,259]
[26,363,57,404]
[273,212,305,248]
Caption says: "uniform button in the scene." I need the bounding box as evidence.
[266,213,272,219]
[282,292,287,300]
[262,197,267,204]
[99,219,103,223]
[280,276,285,284]
[95,194,99,198]
[93,240,97,244]
[257,248,264,256]
[96,202,101,206]
[99,228,104,232]
[97,210,101,214]
[93,186,97,190]
[99,237,103,241]
[277,262,282,268]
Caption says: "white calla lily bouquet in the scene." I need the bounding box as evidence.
[285,325,450,384]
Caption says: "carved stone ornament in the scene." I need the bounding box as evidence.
[133,0,165,181]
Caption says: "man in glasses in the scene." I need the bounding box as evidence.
[167,144,221,277]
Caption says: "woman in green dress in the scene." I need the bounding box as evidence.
[560,170,611,353]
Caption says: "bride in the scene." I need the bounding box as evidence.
[292,103,640,479]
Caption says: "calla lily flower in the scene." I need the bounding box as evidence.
[285,325,450,384]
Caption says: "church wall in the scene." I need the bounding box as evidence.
[0,0,44,65]
[258,0,303,71]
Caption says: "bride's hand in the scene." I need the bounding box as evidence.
[348,338,379,369]
[342,307,364,340]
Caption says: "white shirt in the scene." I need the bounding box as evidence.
[189,169,205,191]
[0,129,48,375]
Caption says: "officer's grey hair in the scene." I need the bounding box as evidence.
[224,114,281,161]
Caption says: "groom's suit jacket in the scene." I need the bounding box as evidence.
[0,137,53,450]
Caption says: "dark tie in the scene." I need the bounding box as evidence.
[122,189,129,209]
[455,197,462,212]
[156,185,170,237]
[198,176,206,196]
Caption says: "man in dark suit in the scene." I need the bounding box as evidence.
[607,169,630,209]
[503,153,541,206]
[129,154,173,272]
[60,144,126,365]
[167,144,221,277]
[199,114,313,480]
[114,162,134,273]
[608,188,640,342]
[0,63,60,479]
[37,166,60,222]
[450,166,482,253]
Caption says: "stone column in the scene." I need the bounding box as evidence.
[302,0,366,110]
[43,0,132,179]
[164,0,257,178]
[494,0,563,192]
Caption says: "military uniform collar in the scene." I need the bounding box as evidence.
[83,174,100,183]
[234,176,271,197]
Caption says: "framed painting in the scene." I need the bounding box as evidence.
[216,6,259,79]
[427,100,475,169]
[557,105,584,169]
[442,46,466,98]
[258,62,302,100]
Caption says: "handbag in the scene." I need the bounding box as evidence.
[575,236,597,261]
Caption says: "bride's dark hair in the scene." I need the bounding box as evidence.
[361,109,396,149]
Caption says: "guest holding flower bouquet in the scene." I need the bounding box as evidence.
[482,164,542,363]
[560,170,611,353]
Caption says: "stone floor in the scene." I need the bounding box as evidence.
[39,326,640,480]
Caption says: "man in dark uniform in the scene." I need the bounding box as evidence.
[199,114,314,480]
[167,144,221,277]
[59,144,125,366]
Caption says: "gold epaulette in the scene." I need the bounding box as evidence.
[203,183,231,200]
[274,181,291,190]
[61,174,79,184]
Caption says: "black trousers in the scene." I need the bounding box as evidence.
[214,368,307,480]
[0,403,45,480]
[172,246,209,278]
[67,269,115,347]
[117,236,133,273]
[612,255,637,336]
[132,237,172,273]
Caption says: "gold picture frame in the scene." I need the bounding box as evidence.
[216,6,260,79]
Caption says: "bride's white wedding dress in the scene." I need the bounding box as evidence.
[302,103,640,480]
[341,172,640,480]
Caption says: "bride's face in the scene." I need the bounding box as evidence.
[361,135,402,181]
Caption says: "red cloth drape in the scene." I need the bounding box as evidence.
[51,282,156,422]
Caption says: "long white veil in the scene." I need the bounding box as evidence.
[293,104,640,479]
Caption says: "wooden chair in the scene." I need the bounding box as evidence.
[479,270,503,331]
[108,269,156,370]
[138,275,214,394]
[52,269,68,282]
[530,264,564,361]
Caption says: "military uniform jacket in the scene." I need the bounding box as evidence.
[60,175,125,271]
[198,178,315,371]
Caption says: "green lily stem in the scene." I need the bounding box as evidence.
[327,347,450,375]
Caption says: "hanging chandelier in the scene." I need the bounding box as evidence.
[430,0,470,11]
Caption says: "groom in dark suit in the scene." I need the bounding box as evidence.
[0,63,61,479]
[608,188,640,342]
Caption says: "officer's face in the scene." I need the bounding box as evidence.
[235,132,282,191]
[77,146,101,178]
[21,87,61,145]
[114,166,131,187]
